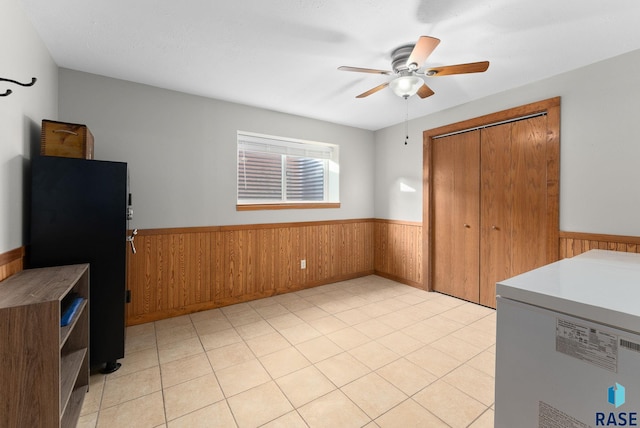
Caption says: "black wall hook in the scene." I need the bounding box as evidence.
[1,77,37,97]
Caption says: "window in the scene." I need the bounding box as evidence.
[237,131,339,209]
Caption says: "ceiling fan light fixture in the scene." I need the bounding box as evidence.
[390,75,423,98]
[339,35,489,99]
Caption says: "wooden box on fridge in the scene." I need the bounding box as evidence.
[41,119,94,159]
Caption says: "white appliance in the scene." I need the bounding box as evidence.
[495,250,640,428]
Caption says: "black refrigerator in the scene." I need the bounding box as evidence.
[29,154,130,373]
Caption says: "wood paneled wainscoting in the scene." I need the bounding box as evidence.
[373,219,423,288]
[0,247,24,282]
[126,219,375,325]
[7,225,636,326]
[559,231,640,258]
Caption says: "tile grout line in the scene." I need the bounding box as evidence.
[155,319,169,427]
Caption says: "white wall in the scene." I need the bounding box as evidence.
[58,69,375,230]
[0,0,58,254]
[375,48,640,237]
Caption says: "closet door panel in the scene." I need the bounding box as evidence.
[510,115,548,276]
[433,138,455,293]
[479,124,512,308]
[454,131,481,302]
[432,137,455,295]
[433,131,480,302]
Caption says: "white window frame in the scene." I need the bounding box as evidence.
[236,131,340,210]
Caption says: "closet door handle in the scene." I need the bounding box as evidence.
[463,224,471,228]
[492,225,500,231]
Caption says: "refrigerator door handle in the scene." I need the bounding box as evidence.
[127,229,138,254]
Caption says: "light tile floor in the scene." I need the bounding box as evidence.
[78,275,496,428]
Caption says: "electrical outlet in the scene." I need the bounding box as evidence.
[300,259,306,269]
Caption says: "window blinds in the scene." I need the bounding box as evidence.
[237,132,336,203]
[237,132,336,160]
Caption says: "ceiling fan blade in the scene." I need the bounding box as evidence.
[338,66,392,75]
[425,61,490,76]
[406,36,441,70]
[356,82,389,98]
[417,83,435,99]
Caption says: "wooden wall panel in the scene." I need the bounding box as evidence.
[373,220,423,288]
[126,219,376,325]
[12,226,640,326]
[124,226,640,324]
[256,228,277,294]
[559,232,640,259]
[0,247,24,283]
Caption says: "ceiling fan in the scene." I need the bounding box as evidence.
[338,36,489,99]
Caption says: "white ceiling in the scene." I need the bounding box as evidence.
[19,0,640,131]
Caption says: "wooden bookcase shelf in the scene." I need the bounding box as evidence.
[0,264,89,428]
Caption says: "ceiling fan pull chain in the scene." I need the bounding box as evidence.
[404,97,409,145]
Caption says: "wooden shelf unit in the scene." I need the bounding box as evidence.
[0,264,89,428]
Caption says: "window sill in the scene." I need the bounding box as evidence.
[236,202,340,211]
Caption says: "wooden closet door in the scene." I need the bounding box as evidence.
[479,115,549,307]
[479,124,512,308]
[433,131,480,302]
[425,98,560,308]
[510,114,549,275]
